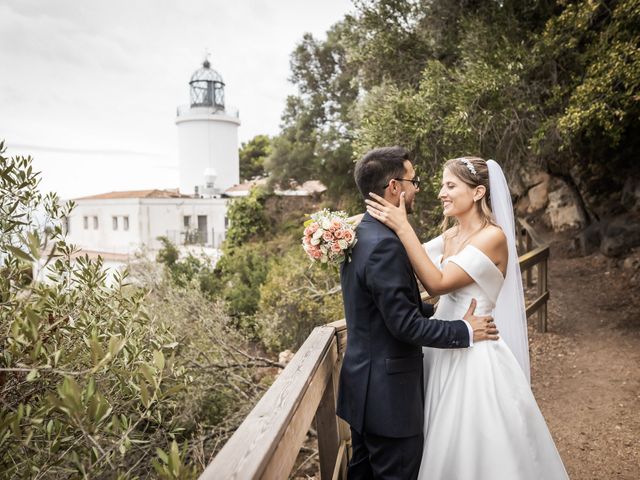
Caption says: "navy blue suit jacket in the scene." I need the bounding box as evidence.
[336,213,470,438]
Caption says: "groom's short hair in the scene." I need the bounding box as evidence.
[354,146,410,199]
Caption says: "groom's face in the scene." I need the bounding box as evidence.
[388,160,419,214]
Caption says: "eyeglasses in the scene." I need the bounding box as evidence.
[383,176,421,189]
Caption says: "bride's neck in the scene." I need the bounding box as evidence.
[455,208,483,235]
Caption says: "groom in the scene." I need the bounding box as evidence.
[337,146,498,479]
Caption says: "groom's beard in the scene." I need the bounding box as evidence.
[404,197,414,214]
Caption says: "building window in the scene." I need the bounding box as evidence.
[93,216,99,229]
[83,216,88,229]
[183,215,191,228]
[112,216,118,230]
[123,216,129,231]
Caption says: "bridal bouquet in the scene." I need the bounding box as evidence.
[302,209,357,266]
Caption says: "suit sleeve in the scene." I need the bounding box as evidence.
[365,237,470,348]
[421,301,435,318]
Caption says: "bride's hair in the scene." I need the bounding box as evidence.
[440,156,496,234]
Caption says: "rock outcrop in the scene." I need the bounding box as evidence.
[514,165,587,234]
[545,178,588,232]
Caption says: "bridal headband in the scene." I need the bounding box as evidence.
[459,158,477,175]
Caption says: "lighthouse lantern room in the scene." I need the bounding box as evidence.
[176,58,240,196]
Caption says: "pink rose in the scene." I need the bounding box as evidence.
[330,219,342,231]
[334,229,344,239]
[308,223,319,234]
[343,230,354,243]
[311,247,323,259]
[323,231,334,242]
[330,242,342,253]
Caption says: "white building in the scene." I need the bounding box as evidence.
[68,189,227,254]
[65,59,238,263]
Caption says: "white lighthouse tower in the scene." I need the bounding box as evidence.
[176,58,240,195]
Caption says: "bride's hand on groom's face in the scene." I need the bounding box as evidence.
[464,298,500,343]
[365,192,410,233]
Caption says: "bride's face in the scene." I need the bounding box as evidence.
[438,168,475,217]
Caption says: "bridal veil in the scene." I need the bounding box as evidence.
[487,160,531,382]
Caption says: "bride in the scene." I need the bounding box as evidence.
[365,157,568,479]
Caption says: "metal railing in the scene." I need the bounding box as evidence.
[165,229,227,248]
[176,104,240,118]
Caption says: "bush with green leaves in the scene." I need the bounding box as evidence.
[223,187,269,251]
[256,246,344,353]
[0,143,267,478]
[155,236,221,299]
[214,241,271,333]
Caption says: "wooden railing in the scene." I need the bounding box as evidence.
[516,219,550,332]
[201,244,550,479]
[200,322,349,480]
[520,245,550,332]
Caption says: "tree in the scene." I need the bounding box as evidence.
[239,134,271,181]
[531,0,640,218]
[223,186,269,250]
[0,142,266,477]
[265,22,361,208]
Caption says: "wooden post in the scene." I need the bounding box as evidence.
[325,321,350,479]
[542,257,550,332]
[316,341,340,479]
[518,228,524,256]
[526,234,533,287]
[537,260,548,333]
[333,357,350,480]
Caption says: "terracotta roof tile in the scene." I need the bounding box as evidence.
[75,189,188,200]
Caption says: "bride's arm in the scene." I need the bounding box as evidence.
[366,193,473,296]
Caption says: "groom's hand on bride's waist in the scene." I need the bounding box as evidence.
[463,298,500,343]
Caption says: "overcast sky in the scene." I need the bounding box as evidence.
[0,0,353,198]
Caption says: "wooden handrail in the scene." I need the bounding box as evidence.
[202,244,551,479]
[519,245,550,271]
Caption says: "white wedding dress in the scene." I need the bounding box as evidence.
[417,235,569,480]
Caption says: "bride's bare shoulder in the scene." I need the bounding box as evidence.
[472,225,507,255]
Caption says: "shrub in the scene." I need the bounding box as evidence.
[215,242,271,334]
[0,143,268,478]
[256,246,344,352]
[224,187,269,250]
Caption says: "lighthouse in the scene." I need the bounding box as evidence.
[176,58,240,196]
